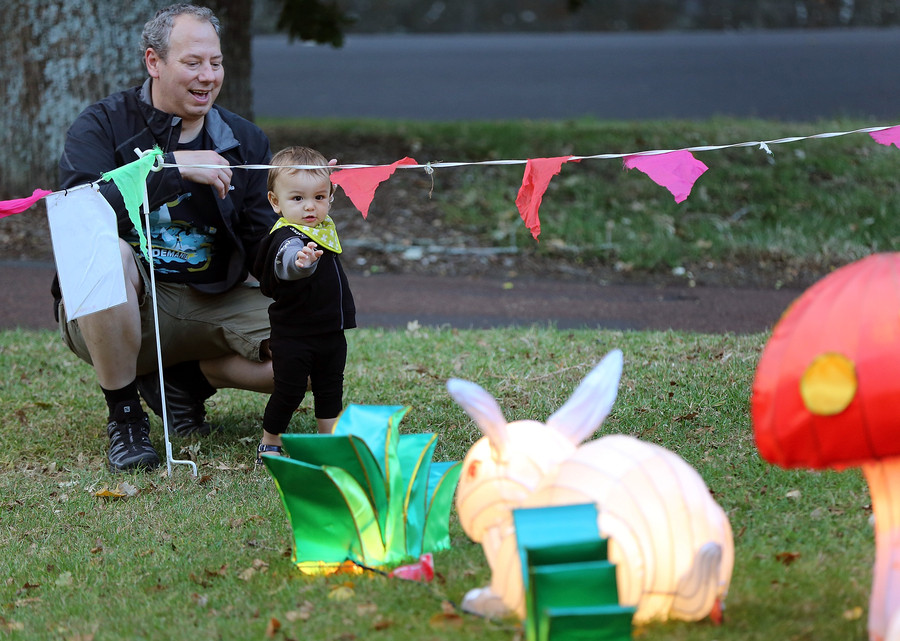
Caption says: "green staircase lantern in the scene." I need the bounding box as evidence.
[514,503,635,641]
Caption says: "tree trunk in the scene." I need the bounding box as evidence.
[0,0,254,260]
[0,1,152,199]
[206,0,254,119]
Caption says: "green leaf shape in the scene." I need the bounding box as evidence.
[423,460,463,552]
[264,403,462,572]
[280,434,388,535]
[398,432,437,555]
[264,455,384,568]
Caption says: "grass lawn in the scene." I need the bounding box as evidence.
[0,326,872,640]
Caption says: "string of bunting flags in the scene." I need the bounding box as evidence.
[3,123,900,243]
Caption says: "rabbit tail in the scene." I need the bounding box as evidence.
[670,541,723,621]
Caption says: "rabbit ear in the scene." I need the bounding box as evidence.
[546,349,623,445]
[447,378,510,452]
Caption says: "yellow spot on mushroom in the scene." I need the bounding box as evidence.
[800,352,857,416]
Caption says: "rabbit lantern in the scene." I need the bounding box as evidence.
[447,349,734,624]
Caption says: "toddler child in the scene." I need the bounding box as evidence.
[253,146,356,464]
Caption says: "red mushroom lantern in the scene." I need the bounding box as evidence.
[752,252,900,641]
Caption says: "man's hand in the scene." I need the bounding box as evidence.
[173,150,233,199]
[294,242,323,269]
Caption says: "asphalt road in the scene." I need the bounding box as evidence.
[253,29,900,122]
[1,261,800,334]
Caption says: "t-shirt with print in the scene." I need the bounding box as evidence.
[124,131,231,284]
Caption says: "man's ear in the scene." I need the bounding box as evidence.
[145,48,162,78]
[267,191,280,213]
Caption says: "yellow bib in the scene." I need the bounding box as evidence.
[270,216,342,254]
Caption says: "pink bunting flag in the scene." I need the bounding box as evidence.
[623,150,708,203]
[0,188,53,219]
[515,156,575,240]
[330,157,418,219]
[870,126,900,149]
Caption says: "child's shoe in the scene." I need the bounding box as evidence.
[256,442,285,467]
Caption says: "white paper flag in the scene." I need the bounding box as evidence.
[45,187,128,321]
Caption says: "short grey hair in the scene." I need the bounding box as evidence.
[141,4,220,60]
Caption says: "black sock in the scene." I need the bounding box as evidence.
[101,381,140,417]
[165,361,216,400]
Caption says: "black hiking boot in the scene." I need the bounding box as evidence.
[107,401,160,472]
[137,371,216,437]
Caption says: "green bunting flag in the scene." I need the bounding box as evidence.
[101,147,163,261]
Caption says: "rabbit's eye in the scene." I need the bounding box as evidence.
[467,460,480,480]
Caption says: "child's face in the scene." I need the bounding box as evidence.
[268,170,332,227]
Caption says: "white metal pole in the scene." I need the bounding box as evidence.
[136,148,197,477]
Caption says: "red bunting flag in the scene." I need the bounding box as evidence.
[0,188,53,219]
[623,150,708,204]
[515,156,575,240]
[330,157,418,219]
[870,126,900,148]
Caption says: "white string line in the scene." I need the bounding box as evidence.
[157,124,898,173]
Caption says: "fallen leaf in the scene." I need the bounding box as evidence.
[328,586,355,601]
[93,482,138,499]
[356,602,378,616]
[285,600,315,622]
[843,606,863,620]
[214,461,242,471]
[785,489,801,500]
[147,578,166,592]
[252,559,269,572]
[0,618,24,632]
[189,572,210,587]
[238,567,257,581]
[265,617,281,638]
[93,487,126,499]
[441,600,456,615]
[119,481,138,496]
[429,612,463,628]
[775,551,801,566]
[230,515,264,528]
[372,617,393,630]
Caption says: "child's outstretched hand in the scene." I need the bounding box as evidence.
[295,242,323,269]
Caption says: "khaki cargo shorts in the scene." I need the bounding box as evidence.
[59,249,271,375]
